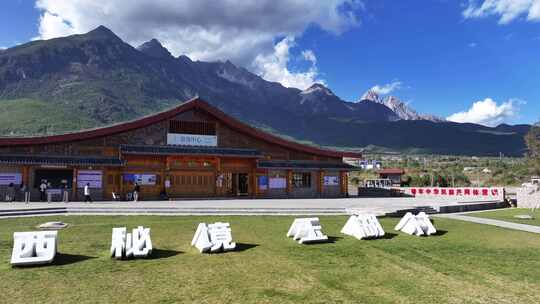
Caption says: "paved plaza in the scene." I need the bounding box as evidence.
[0,196,503,217]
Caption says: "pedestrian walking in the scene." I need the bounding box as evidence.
[133,182,140,202]
[84,183,92,203]
[39,180,47,202]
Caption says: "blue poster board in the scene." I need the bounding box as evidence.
[258,176,268,190]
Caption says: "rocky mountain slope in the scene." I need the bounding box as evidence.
[0,26,530,156]
[360,90,443,122]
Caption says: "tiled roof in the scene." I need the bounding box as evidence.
[121,145,262,158]
[257,160,358,170]
[378,168,405,175]
[0,98,361,159]
[0,154,124,166]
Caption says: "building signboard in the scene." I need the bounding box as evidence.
[0,173,22,186]
[323,176,339,186]
[167,133,218,147]
[124,174,157,186]
[258,176,268,190]
[77,170,103,188]
[269,177,287,189]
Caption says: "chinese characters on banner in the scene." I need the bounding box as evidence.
[407,187,502,198]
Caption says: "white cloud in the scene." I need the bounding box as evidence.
[369,80,403,95]
[253,37,324,90]
[301,50,317,64]
[463,0,540,24]
[469,42,478,47]
[447,98,518,126]
[34,0,361,66]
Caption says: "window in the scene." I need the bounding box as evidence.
[292,172,311,188]
[169,120,216,135]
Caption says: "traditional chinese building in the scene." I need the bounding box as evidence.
[378,168,405,187]
[0,98,361,201]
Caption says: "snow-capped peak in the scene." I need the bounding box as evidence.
[359,89,444,122]
[301,83,334,96]
[360,89,381,103]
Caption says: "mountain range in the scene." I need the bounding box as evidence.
[0,26,530,156]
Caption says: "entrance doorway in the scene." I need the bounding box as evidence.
[34,169,73,189]
[237,173,249,195]
[225,173,249,196]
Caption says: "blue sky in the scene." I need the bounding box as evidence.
[1,0,539,126]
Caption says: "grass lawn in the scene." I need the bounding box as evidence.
[1,215,540,304]
[467,208,540,227]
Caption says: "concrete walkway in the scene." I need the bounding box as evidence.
[437,213,540,234]
[0,197,503,218]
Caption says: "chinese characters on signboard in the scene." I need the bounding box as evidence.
[0,173,22,186]
[123,174,157,186]
[167,133,218,147]
[323,176,339,186]
[269,177,287,189]
[77,170,103,188]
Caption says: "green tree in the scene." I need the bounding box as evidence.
[525,125,540,175]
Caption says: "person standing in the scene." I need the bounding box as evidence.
[20,182,30,204]
[7,183,15,203]
[133,182,140,202]
[62,182,69,203]
[84,183,92,203]
[39,180,47,202]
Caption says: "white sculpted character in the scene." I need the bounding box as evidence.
[131,226,153,258]
[191,223,213,253]
[191,222,236,253]
[395,212,437,236]
[110,227,127,259]
[11,231,58,266]
[341,214,385,240]
[287,218,328,244]
[208,222,236,252]
[110,226,152,259]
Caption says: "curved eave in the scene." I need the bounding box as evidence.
[0,97,362,159]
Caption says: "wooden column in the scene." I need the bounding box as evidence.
[317,170,324,197]
[119,169,124,198]
[340,171,348,196]
[286,170,292,194]
[251,163,258,198]
[22,166,30,187]
[72,168,78,201]
[215,157,221,196]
